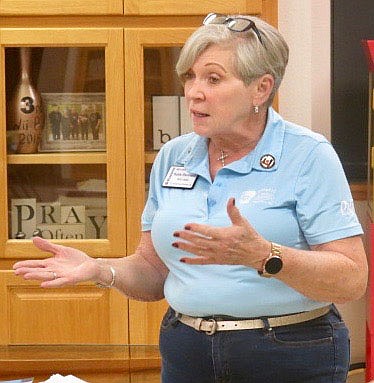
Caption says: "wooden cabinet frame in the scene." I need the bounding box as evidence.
[0,28,126,258]
[0,0,123,16]
[124,0,262,15]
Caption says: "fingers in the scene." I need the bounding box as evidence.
[13,259,46,270]
[181,198,249,237]
[180,223,216,239]
[32,236,62,255]
[180,256,212,265]
[21,269,56,281]
[174,228,213,245]
[13,238,91,288]
[226,197,246,226]
[173,225,216,257]
[173,198,261,266]
[14,267,73,288]
[41,276,70,288]
[13,238,59,271]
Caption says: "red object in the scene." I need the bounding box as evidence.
[364,39,374,381]
[367,221,374,381]
[362,40,374,72]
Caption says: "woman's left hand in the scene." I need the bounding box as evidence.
[172,197,270,269]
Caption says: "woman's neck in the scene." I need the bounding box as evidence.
[209,122,266,166]
[207,110,268,178]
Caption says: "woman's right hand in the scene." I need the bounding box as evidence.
[13,236,99,288]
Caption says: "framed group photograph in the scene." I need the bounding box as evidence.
[40,93,106,152]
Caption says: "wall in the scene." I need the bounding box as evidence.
[278,0,366,364]
[278,0,331,139]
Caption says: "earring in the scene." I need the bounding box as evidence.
[254,105,259,114]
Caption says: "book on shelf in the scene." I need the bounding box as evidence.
[85,208,107,239]
[58,195,107,239]
[11,198,37,239]
[179,96,194,135]
[152,95,180,149]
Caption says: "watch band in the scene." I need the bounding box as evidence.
[270,242,282,257]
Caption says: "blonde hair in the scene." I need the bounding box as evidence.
[176,15,289,106]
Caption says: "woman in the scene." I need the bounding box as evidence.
[14,14,367,382]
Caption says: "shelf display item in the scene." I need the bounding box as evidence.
[40,93,106,152]
[7,48,44,154]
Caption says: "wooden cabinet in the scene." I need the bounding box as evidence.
[0,344,161,382]
[0,0,123,15]
[123,0,262,15]
[0,271,128,345]
[0,27,127,346]
[0,0,277,357]
[0,0,261,16]
[1,28,126,259]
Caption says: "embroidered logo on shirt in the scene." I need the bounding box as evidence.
[239,190,257,204]
[239,188,276,205]
[340,200,355,216]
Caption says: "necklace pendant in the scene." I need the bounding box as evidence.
[217,150,229,167]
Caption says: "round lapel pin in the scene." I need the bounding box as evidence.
[260,154,275,169]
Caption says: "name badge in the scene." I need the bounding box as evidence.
[162,166,198,189]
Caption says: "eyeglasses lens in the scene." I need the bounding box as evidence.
[203,13,264,46]
[226,19,252,32]
[203,13,227,25]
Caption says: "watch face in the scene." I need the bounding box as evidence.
[265,256,283,274]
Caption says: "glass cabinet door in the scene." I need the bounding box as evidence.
[0,28,125,258]
[124,27,195,345]
[0,0,122,15]
[125,27,194,253]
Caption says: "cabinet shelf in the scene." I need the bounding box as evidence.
[7,152,107,164]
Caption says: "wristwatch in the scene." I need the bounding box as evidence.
[258,242,283,278]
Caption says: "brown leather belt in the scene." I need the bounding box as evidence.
[176,306,331,335]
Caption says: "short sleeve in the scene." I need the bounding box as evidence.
[294,142,363,245]
[141,154,161,231]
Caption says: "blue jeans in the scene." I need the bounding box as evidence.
[159,305,350,383]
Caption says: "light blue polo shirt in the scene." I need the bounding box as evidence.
[142,108,363,317]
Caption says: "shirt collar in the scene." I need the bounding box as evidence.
[251,107,285,172]
[174,107,285,175]
[174,135,209,176]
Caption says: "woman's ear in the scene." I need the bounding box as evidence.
[253,74,274,106]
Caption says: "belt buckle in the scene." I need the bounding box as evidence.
[205,318,218,335]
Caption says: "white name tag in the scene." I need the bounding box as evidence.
[162,166,198,189]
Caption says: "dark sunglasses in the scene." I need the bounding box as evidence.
[203,13,264,46]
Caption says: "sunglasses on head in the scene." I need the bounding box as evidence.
[203,13,264,46]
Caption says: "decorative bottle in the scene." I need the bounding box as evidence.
[7,48,44,154]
